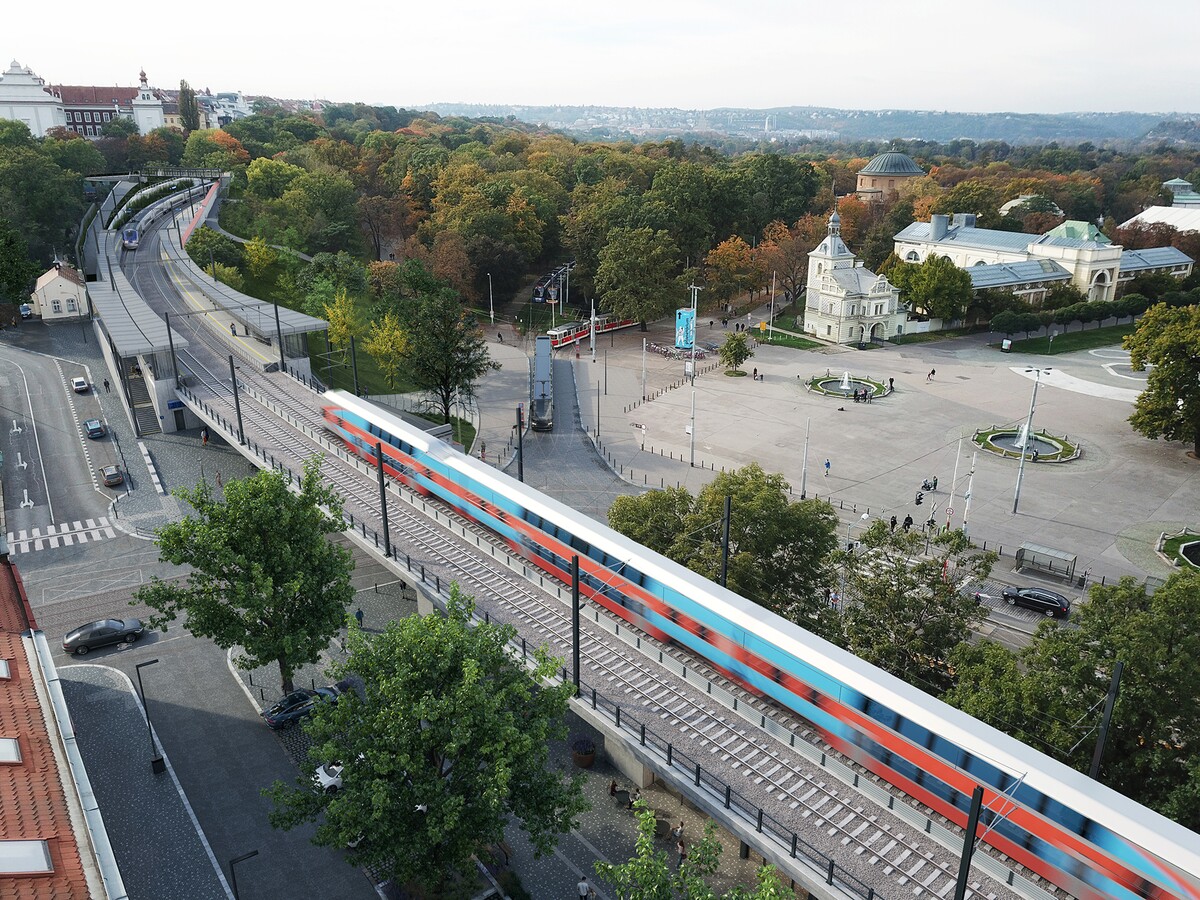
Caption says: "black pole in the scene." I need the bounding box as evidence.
[323,331,332,384]
[516,405,524,483]
[952,785,985,900]
[350,335,361,396]
[273,300,285,372]
[228,355,245,445]
[1090,660,1124,780]
[604,350,608,395]
[376,441,391,558]
[166,311,181,388]
[134,659,164,774]
[720,494,732,588]
[596,381,600,438]
[571,555,581,691]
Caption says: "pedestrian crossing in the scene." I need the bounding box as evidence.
[6,518,117,554]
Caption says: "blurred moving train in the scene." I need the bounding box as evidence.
[321,389,1200,900]
[545,314,637,349]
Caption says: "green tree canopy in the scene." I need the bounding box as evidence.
[134,458,355,693]
[609,465,838,627]
[889,254,974,321]
[265,586,588,889]
[946,571,1200,829]
[0,219,38,302]
[178,79,200,132]
[400,291,498,422]
[185,225,242,271]
[838,524,993,692]
[718,332,753,371]
[1124,301,1200,456]
[595,226,680,330]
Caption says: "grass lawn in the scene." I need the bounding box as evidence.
[889,325,990,345]
[758,332,822,351]
[305,333,419,396]
[1161,533,1200,569]
[1002,322,1137,354]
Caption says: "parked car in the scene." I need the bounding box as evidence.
[19,303,32,319]
[314,761,345,793]
[63,618,144,655]
[1001,586,1071,618]
[100,465,124,487]
[84,418,106,439]
[71,377,89,393]
[261,686,339,729]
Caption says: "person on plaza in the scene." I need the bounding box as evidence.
[230,322,236,337]
[676,840,687,866]
[1032,448,1040,462]
[355,607,364,628]
[498,331,504,343]
[890,515,898,533]
[888,376,894,392]
[823,586,831,604]
[824,458,831,477]
[103,378,110,393]
[753,367,757,380]
[627,788,641,809]
[866,390,873,404]
[903,514,914,532]
[932,475,938,490]
[671,819,684,841]
[200,426,209,447]
[609,778,618,797]
[578,877,595,900]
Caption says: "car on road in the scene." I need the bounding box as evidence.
[100,464,124,487]
[84,418,106,439]
[71,376,89,393]
[63,618,145,655]
[1001,586,1071,618]
[261,686,339,729]
[19,303,32,319]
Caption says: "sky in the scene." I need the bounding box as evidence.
[8,0,1200,114]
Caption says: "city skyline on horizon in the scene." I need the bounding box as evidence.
[8,0,1200,117]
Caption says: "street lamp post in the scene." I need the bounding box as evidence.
[1047,329,1057,354]
[229,850,259,900]
[839,513,871,598]
[134,659,165,774]
[1012,367,1051,515]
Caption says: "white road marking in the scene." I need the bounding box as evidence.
[6,517,117,554]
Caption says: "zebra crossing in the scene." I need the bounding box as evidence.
[6,518,117,554]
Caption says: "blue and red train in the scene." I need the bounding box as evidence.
[322,389,1200,900]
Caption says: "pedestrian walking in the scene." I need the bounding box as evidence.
[824,458,831,477]
[866,390,873,404]
[676,840,688,867]
[927,368,936,381]
[578,877,596,900]
[627,788,641,809]
[354,607,364,628]
[888,377,894,392]
[890,515,898,533]
[215,471,222,488]
[823,586,831,604]
[932,475,938,490]
[1031,448,1040,462]
[671,820,684,841]
[230,322,236,337]
[752,367,758,380]
[200,426,209,447]
[608,779,618,797]
[903,514,913,532]
[103,378,110,393]
[498,332,504,343]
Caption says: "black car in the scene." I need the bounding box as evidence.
[1001,586,1071,618]
[63,618,145,655]
[261,686,339,729]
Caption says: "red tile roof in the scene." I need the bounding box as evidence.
[0,560,96,898]
[52,84,137,106]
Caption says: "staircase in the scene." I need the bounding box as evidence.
[126,376,161,435]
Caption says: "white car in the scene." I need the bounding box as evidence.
[71,377,89,393]
[314,761,344,794]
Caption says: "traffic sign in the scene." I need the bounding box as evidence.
[946,508,954,516]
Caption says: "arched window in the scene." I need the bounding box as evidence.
[816,263,823,275]
[905,251,919,262]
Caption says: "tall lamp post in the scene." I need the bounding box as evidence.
[1012,366,1051,515]
[229,850,260,900]
[839,513,871,598]
[134,659,165,774]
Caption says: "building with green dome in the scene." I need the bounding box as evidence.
[856,149,924,203]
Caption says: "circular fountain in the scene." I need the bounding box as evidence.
[974,423,1077,463]
[809,371,883,399]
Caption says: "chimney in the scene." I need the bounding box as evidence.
[952,213,977,229]
[930,214,949,241]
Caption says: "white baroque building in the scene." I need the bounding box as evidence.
[0,60,65,137]
[805,212,907,344]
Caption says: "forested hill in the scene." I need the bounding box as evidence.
[421,103,1191,145]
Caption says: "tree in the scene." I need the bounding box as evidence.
[945,571,1200,829]
[182,128,250,170]
[609,466,839,628]
[242,235,278,279]
[401,293,498,422]
[596,802,791,900]
[210,262,244,292]
[185,225,242,270]
[363,310,409,389]
[323,288,364,362]
[179,79,200,132]
[100,117,139,139]
[839,524,993,692]
[595,227,680,331]
[890,255,973,321]
[0,220,37,302]
[718,332,752,371]
[134,458,355,694]
[246,157,304,200]
[989,309,1021,336]
[1124,302,1200,456]
[265,586,588,889]
[704,236,758,305]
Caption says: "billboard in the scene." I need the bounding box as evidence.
[675,307,695,349]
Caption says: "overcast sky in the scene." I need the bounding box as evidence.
[9,0,1199,114]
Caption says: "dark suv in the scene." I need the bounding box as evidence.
[1001,586,1071,618]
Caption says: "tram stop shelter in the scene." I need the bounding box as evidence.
[1014,543,1077,582]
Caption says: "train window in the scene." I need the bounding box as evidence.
[962,754,1004,789]
[1038,797,1085,834]
[897,716,929,744]
[929,735,967,769]
[864,698,902,731]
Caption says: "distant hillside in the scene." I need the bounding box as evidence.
[422,103,1195,145]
